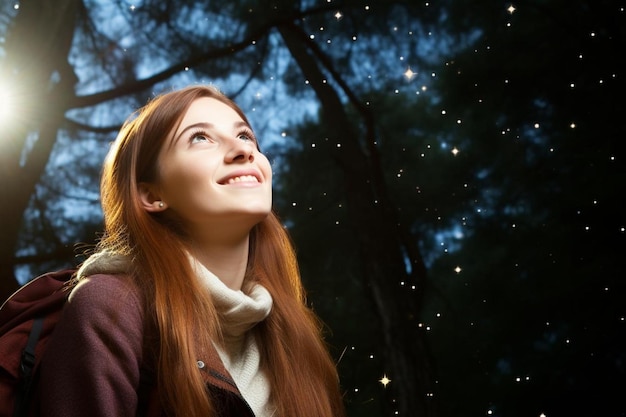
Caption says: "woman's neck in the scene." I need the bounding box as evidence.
[190,235,250,290]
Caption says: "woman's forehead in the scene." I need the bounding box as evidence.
[164,97,249,148]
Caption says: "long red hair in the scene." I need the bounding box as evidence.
[97,85,345,416]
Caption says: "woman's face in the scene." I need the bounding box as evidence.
[149,97,272,233]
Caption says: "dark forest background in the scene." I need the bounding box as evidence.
[1,1,624,416]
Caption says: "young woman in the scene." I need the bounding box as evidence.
[39,85,346,417]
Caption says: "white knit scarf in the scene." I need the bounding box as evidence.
[191,258,275,417]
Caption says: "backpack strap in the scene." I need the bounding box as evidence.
[13,317,45,417]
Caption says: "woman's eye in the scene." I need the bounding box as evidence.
[190,132,210,143]
[238,133,253,142]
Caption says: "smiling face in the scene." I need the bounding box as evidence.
[143,97,272,237]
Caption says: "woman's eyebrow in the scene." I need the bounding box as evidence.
[175,122,214,144]
[233,121,250,129]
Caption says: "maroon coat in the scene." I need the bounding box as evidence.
[38,273,255,417]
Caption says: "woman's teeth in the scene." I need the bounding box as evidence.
[227,175,258,184]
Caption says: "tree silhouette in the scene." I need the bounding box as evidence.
[1,1,437,415]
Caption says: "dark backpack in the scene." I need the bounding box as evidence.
[0,269,76,417]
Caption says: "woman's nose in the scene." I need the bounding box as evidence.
[225,139,254,163]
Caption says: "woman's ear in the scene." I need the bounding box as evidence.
[138,182,167,212]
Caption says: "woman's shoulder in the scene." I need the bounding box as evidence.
[67,273,145,320]
[40,273,150,415]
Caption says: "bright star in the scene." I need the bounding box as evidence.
[379,374,391,387]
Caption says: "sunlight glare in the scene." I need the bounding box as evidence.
[0,77,29,132]
[0,82,15,126]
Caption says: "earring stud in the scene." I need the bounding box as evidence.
[158,202,164,208]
